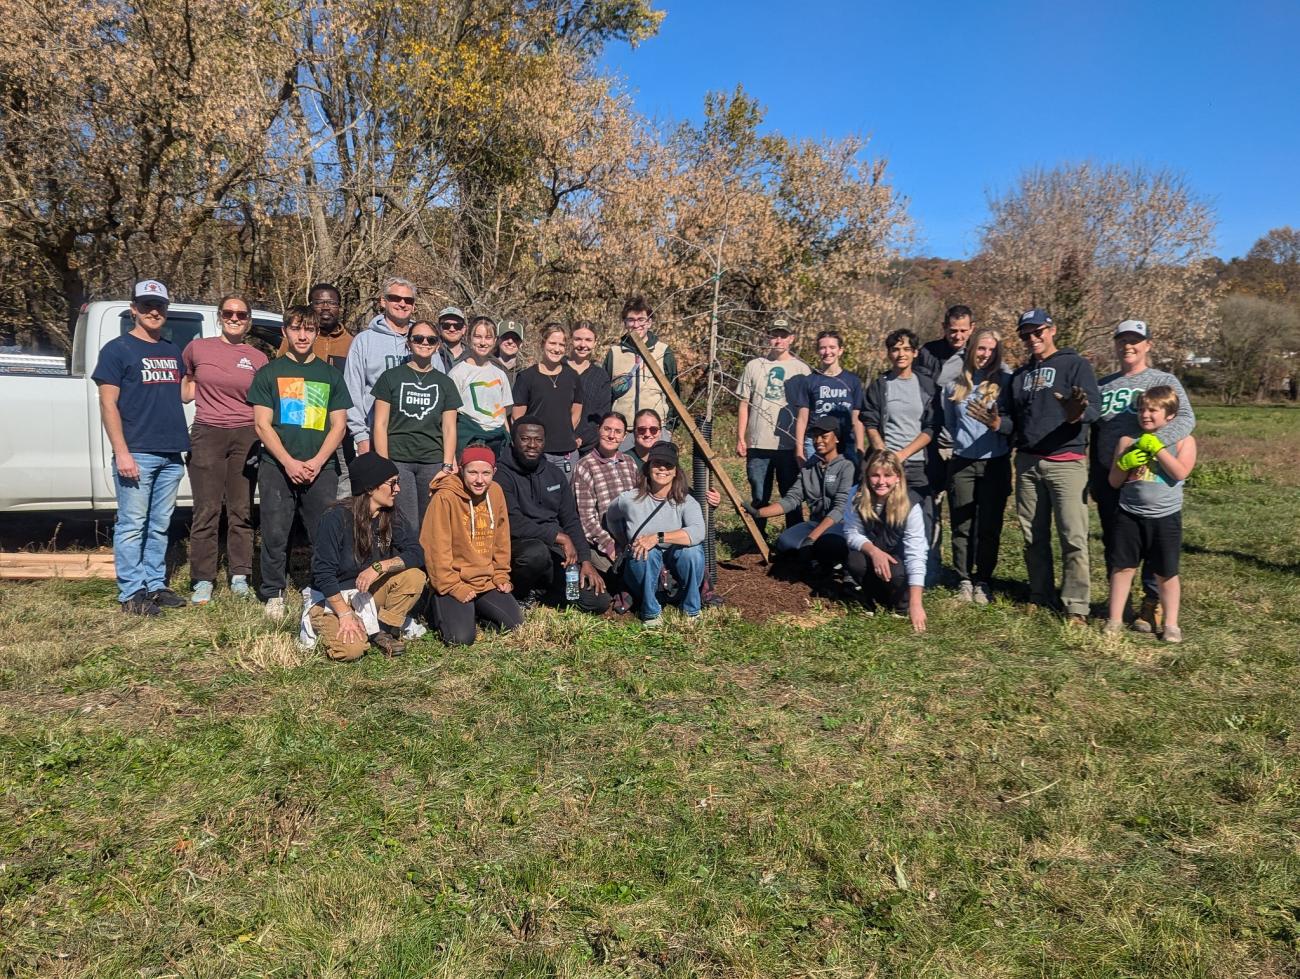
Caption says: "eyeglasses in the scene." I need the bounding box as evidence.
[635,425,660,436]
[220,309,250,321]
[384,294,415,306]
[382,477,401,490]
[409,334,438,346]
[311,298,340,308]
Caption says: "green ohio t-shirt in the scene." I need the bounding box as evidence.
[247,356,352,464]
[370,363,463,463]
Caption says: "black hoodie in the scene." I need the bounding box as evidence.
[495,447,591,562]
[1008,347,1102,457]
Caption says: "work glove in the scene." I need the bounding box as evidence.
[1135,432,1165,456]
[1118,446,1151,472]
[1054,384,1090,420]
[742,502,760,518]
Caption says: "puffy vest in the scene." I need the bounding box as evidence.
[608,336,672,420]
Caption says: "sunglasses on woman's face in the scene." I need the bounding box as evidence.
[220,309,250,321]
[409,334,438,346]
[635,425,660,436]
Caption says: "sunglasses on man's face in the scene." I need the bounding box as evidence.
[439,320,465,330]
[635,425,660,436]
[220,309,250,321]
[385,294,415,305]
[409,334,438,346]
[1020,327,1047,339]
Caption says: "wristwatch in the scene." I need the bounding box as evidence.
[442,463,454,472]
[372,560,384,575]
[657,531,665,545]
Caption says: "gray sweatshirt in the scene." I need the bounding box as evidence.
[1093,367,1195,476]
[610,490,706,548]
[344,314,412,444]
[777,454,856,524]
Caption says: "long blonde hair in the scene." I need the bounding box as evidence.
[949,328,1005,404]
[856,450,911,529]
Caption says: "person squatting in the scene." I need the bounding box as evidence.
[100,282,1197,655]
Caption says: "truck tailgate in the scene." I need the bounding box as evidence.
[0,376,93,510]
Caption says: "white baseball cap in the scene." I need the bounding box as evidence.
[1113,319,1150,339]
[133,280,170,303]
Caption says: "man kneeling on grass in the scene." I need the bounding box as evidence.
[305,453,427,661]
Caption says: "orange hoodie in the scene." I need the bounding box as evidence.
[420,476,512,602]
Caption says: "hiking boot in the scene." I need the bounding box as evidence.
[190,580,214,605]
[372,631,405,658]
[1162,625,1183,644]
[700,579,725,609]
[973,581,992,606]
[1066,613,1089,628]
[121,590,161,616]
[229,575,251,598]
[264,595,287,620]
[956,580,974,603]
[1133,596,1163,635]
[611,591,634,615]
[642,615,663,630]
[149,588,186,609]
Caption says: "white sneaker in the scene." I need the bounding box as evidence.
[973,581,992,606]
[264,595,287,621]
[956,580,974,603]
[402,621,428,640]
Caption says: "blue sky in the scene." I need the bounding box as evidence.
[601,0,1299,259]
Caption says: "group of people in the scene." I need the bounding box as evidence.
[94,278,1196,659]
[731,305,1196,640]
[96,281,712,657]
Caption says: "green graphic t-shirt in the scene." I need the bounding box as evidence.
[247,356,352,464]
[370,363,463,463]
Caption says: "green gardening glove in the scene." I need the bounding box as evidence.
[1135,432,1165,456]
[1118,445,1152,471]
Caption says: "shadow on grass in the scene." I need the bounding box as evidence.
[1182,542,1300,575]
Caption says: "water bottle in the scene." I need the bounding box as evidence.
[564,563,580,601]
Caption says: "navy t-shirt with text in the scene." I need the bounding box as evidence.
[92,333,190,453]
[801,369,865,448]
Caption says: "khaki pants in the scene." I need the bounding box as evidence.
[309,567,427,661]
[1015,454,1090,616]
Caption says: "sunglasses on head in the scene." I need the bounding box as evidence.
[409,334,438,346]
[635,425,660,435]
[385,294,415,305]
[220,309,250,321]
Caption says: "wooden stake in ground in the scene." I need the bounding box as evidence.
[625,331,771,563]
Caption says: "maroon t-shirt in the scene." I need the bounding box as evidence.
[183,337,268,428]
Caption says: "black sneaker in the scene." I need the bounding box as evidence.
[148,588,186,609]
[121,590,161,616]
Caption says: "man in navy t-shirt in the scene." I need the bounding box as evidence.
[92,280,191,615]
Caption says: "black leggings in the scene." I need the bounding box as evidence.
[843,548,909,613]
[431,589,523,645]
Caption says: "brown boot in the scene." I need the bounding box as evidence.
[1133,596,1163,635]
[371,631,406,658]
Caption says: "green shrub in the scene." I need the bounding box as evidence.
[1187,460,1260,488]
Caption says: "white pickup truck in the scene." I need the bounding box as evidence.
[0,300,282,513]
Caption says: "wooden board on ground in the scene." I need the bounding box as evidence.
[626,331,771,563]
[0,551,116,580]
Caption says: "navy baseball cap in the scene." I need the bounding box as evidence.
[1017,308,1053,333]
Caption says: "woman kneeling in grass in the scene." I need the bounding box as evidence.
[841,450,928,632]
[1105,386,1197,643]
[421,444,523,645]
[307,452,428,660]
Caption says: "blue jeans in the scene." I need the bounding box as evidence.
[745,449,799,532]
[112,451,185,602]
[622,544,705,619]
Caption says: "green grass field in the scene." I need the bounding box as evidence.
[2,406,1298,978]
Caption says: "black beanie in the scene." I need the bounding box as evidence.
[349,452,399,495]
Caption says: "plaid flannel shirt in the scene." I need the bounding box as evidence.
[573,450,641,558]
